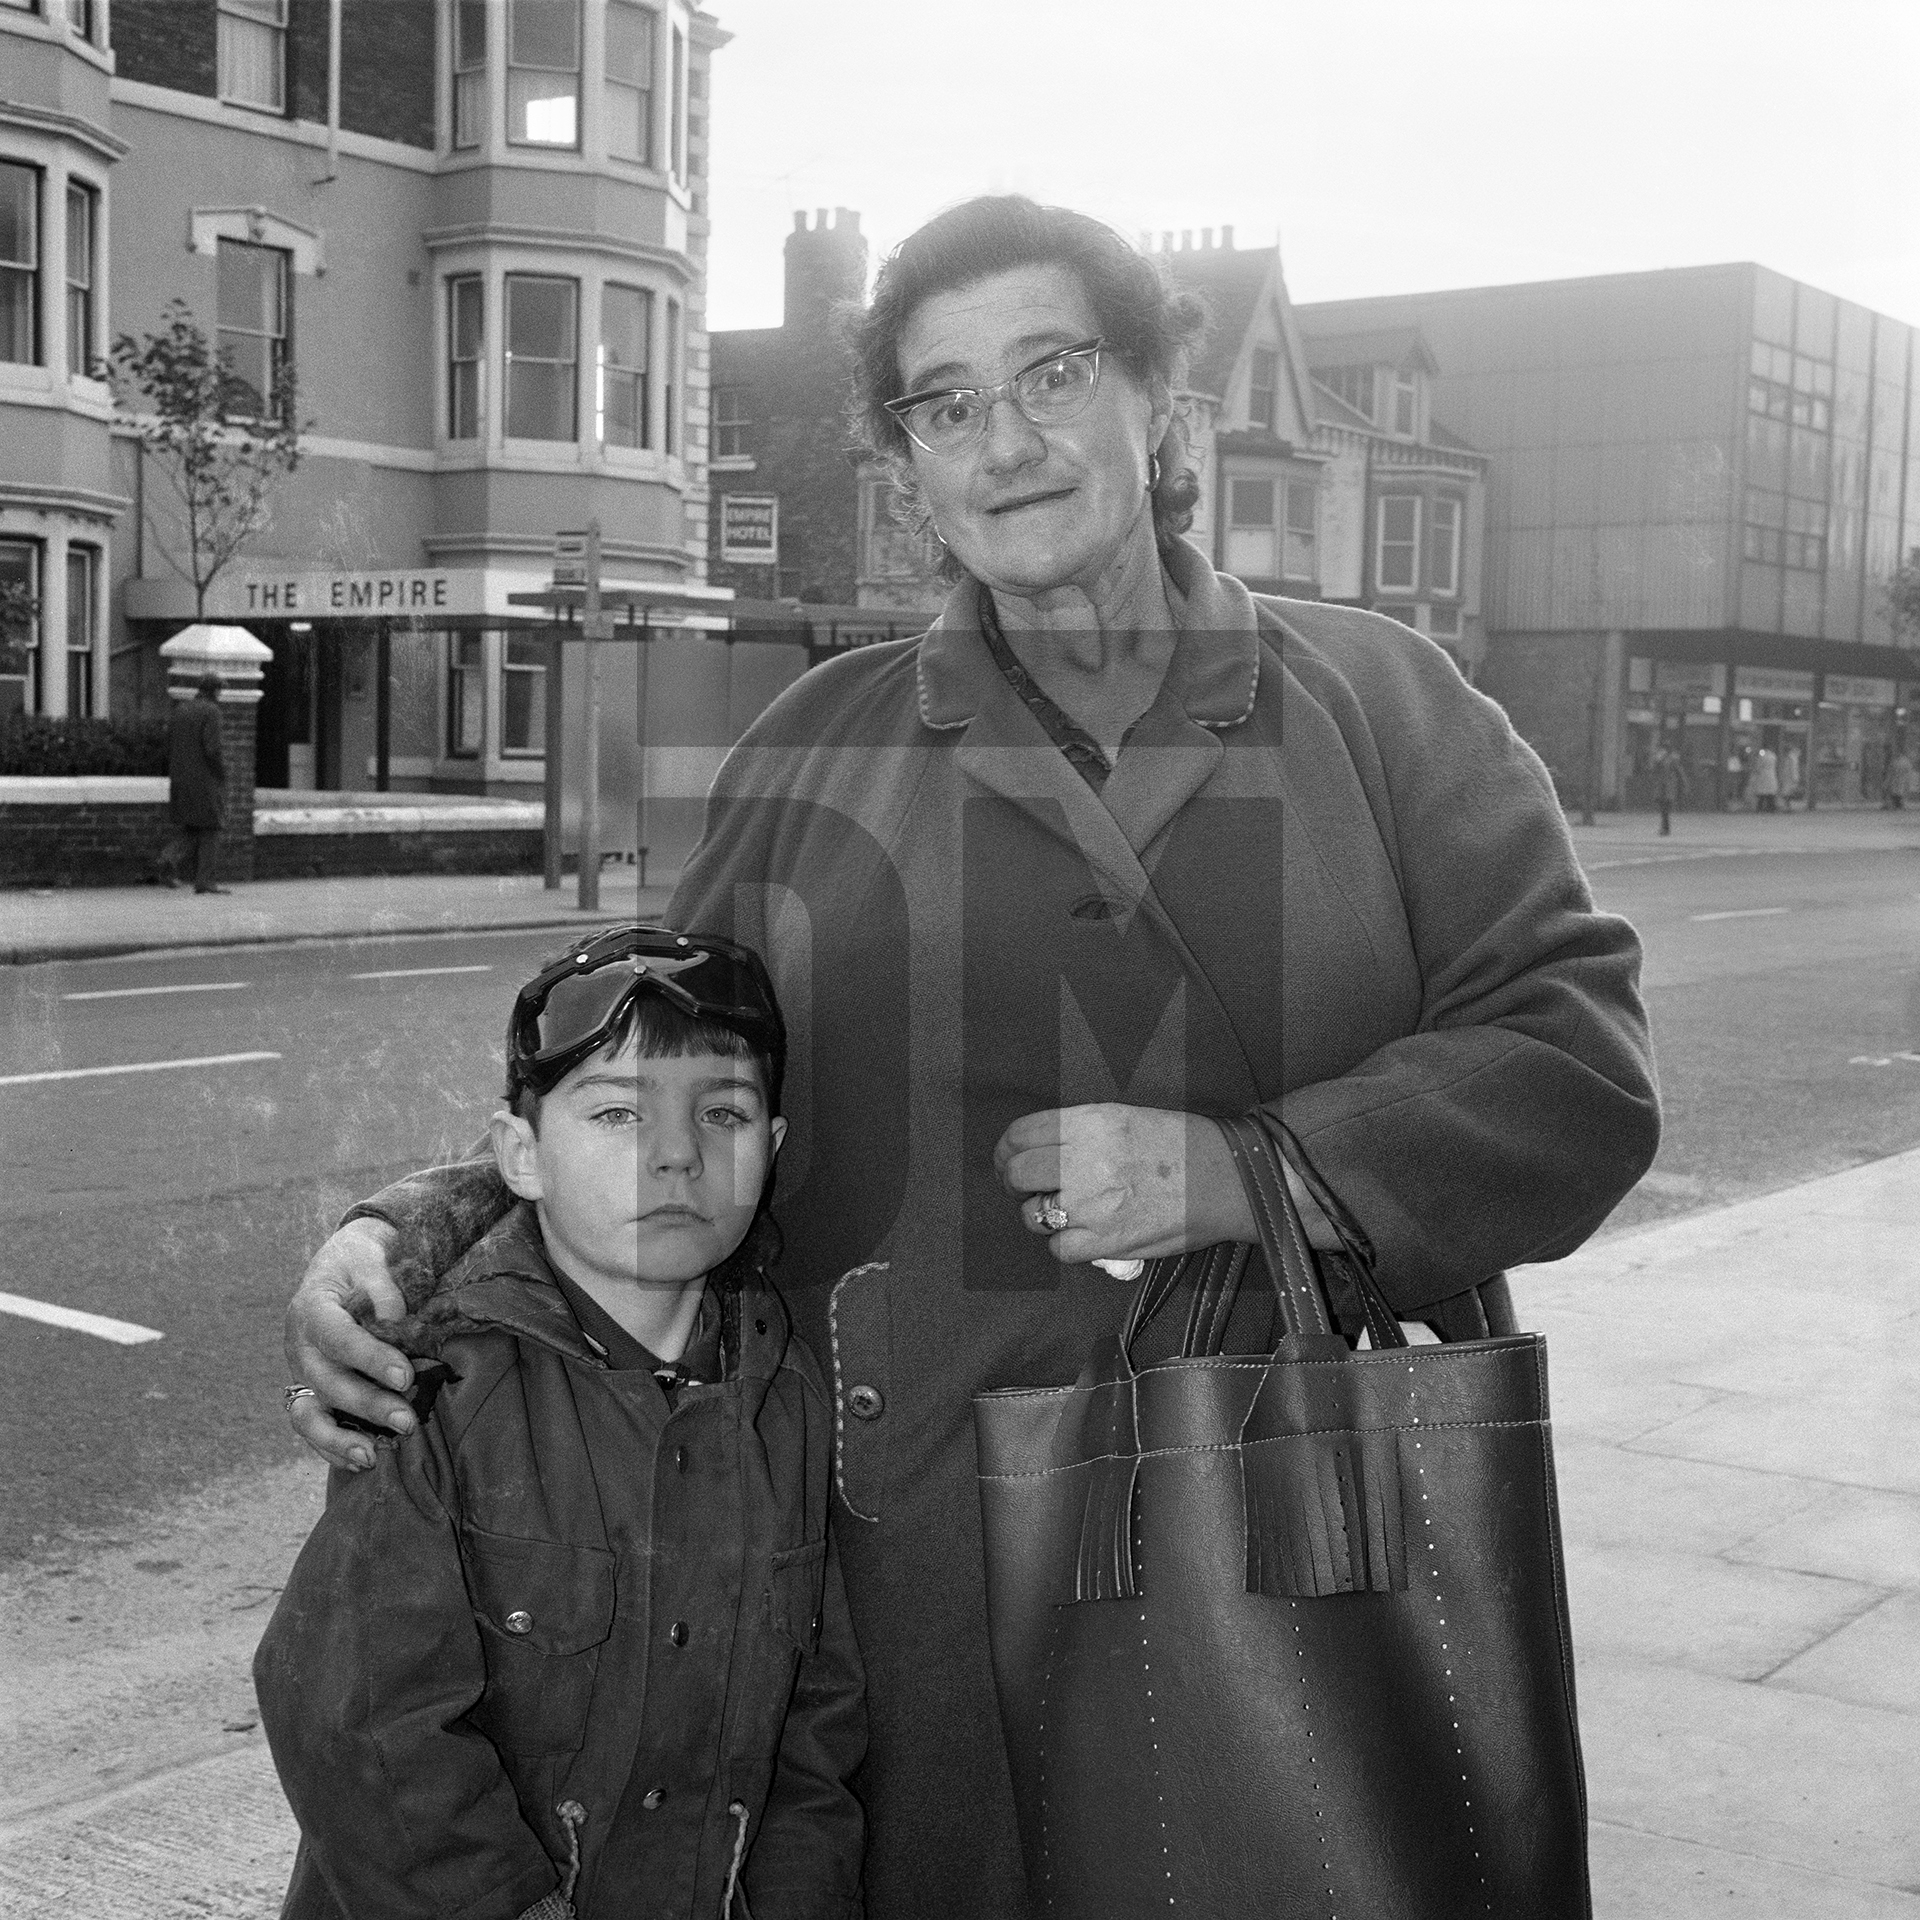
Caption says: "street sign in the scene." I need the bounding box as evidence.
[554,530,590,587]
[720,494,779,564]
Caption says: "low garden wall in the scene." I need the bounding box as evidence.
[0,781,543,888]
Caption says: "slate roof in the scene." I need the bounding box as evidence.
[1297,324,1438,375]
[1159,245,1279,398]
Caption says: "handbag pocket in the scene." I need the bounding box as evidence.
[462,1526,616,1755]
[768,1537,827,1656]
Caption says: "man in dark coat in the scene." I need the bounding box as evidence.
[157,672,229,893]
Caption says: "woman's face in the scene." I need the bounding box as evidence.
[895,262,1168,602]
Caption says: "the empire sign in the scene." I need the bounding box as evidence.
[230,570,459,617]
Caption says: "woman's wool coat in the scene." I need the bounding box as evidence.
[356,540,1659,1918]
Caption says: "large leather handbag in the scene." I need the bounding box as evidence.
[973,1114,1591,1918]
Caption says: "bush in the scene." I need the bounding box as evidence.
[0,712,172,776]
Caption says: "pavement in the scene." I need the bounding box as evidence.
[5,804,1918,968]
[2,805,1917,1913]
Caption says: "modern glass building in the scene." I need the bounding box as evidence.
[1299,265,1920,807]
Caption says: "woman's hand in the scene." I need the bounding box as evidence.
[284,1217,415,1471]
[993,1104,1258,1267]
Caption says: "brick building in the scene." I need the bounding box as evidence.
[2,0,747,849]
[1299,267,1920,807]
[706,205,940,616]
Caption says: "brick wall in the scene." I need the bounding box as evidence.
[113,0,218,97]
[0,805,177,888]
[253,827,540,880]
[217,703,258,881]
[341,0,435,148]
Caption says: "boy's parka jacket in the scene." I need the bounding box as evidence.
[351,538,1660,1917]
[255,1206,865,1920]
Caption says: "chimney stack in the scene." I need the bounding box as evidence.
[784,203,869,334]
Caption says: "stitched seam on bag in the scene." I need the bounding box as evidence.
[1534,1343,1586,1826]
[980,1418,1547,1480]
[827,1262,886,1523]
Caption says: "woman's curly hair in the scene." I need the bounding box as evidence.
[845,196,1211,582]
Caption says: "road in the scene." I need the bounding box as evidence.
[1,845,1917,1563]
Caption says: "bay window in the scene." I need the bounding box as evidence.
[508,0,581,148]
[505,274,577,440]
[1376,494,1420,593]
[1428,495,1461,596]
[606,0,655,163]
[1283,480,1317,580]
[599,283,651,448]
[453,0,487,149]
[448,275,483,439]
[0,161,38,366]
[1224,476,1279,581]
[219,0,288,113]
[502,636,548,754]
[65,182,94,376]
[66,545,96,718]
[664,296,680,453]
[447,634,484,757]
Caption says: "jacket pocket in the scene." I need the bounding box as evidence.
[462,1526,616,1755]
[768,1538,827,1656]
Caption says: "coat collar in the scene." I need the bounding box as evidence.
[913,535,1261,733]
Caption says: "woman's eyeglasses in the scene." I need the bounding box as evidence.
[884,338,1107,458]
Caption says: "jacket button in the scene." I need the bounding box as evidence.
[848,1384,885,1421]
[642,1787,666,1811]
[504,1610,533,1635]
[674,1445,688,1473]
[669,1619,688,1647]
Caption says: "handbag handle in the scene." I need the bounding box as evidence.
[1118,1118,1408,1360]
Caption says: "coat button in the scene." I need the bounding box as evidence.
[642,1787,666,1811]
[504,1610,533,1635]
[669,1619,688,1647]
[674,1444,688,1473]
[848,1384,885,1421]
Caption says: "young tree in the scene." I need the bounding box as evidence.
[107,299,304,620]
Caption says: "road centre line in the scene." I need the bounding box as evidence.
[1689,907,1790,922]
[0,1050,281,1087]
[351,964,495,980]
[0,1290,164,1345]
[62,981,250,1002]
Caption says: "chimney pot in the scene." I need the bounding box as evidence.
[792,210,807,232]
[1202,227,1214,249]
[1161,231,1173,251]
[1221,224,1234,250]
[815,207,829,229]
[1180,230,1193,251]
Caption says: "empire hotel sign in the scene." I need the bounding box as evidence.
[230,569,460,618]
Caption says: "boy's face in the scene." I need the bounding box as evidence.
[491,1039,786,1293]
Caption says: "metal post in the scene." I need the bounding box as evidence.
[578,520,604,912]
[374,621,391,792]
[543,625,564,889]
[1805,670,1824,811]
[635,606,651,891]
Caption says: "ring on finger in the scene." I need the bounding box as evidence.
[283,1383,316,1417]
[1036,1195,1070,1234]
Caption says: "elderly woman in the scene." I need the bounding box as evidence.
[287,195,1658,1917]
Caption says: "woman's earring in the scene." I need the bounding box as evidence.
[1147,451,1162,492]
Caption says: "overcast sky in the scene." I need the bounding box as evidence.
[704,0,1920,334]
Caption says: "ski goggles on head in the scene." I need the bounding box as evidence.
[506,923,786,1108]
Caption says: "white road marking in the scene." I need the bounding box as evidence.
[1689,907,1790,922]
[0,1291,164,1345]
[351,964,495,980]
[0,1051,281,1087]
[61,981,249,1002]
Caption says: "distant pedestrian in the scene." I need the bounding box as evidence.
[156,673,229,894]
[1783,744,1802,807]
[1888,747,1915,811]
[1655,745,1689,835]
[1751,745,1780,814]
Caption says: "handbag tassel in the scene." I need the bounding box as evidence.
[1243,1428,1409,1599]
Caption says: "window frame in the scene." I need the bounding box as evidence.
[65,543,96,718]
[506,0,582,151]
[500,633,548,757]
[597,280,652,450]
[1375,492,1421,594]
[1427,493,1462,598]
[0,158,41,369]
[663,295,681,454]
[711,383,750,460]
[1282,478,1317,582]
[604,0,656,165]
[669,21,686,180]
[64,179,94,379]
[1320,364,1375,423]
[0,536,40,714]
[1392,371,1418,437]
[1248,346,1279,432]
[215,237,292,424]
[447,274,484,441]
[452,0,488,151]
[503,271,579,443]
[446,632,486,759]
[217,0,290,115]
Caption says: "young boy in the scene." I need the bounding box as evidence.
[255,925,866,1920]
